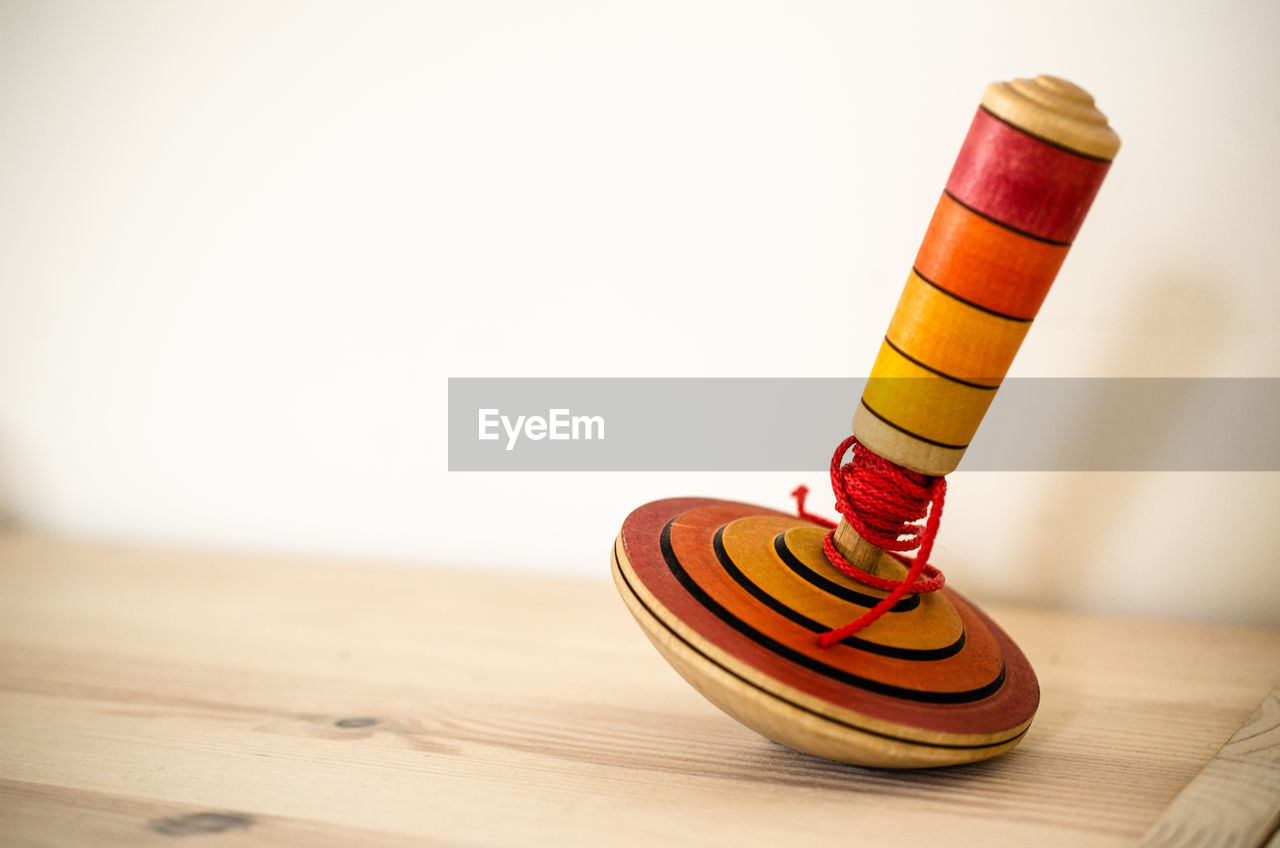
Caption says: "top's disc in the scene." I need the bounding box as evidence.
[611,497,1038,768]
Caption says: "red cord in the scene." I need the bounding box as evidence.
[790,484,835,528]
[792,436,946,648]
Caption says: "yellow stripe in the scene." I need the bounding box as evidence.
[886,271,1031,387]
[861,341,998,449]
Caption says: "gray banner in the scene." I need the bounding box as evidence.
[448,378,1280,471]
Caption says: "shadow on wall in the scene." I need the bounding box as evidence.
[1015,272,1233,613]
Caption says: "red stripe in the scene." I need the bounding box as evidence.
[947,107,1111,244]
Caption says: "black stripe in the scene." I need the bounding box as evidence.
[944,188,1073,248]
[911,266,1033,323]
[979,104,1114,164]
[882,336,1001,391]
[613,540,1023,750]
[859,399,970,451]
[660,520,1002,703]
[766,533,967,661]
[773,532,920,611]
[716,528,963,661]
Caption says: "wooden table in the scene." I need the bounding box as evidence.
[1,532,1277,846]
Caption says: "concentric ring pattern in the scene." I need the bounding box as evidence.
[612,497,1039,767]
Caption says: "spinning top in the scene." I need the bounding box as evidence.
[612,76,1120,768]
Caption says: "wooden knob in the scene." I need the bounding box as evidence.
[984,75,1121,161]
[853,74,1120,477]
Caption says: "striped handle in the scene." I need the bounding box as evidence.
[853,75,1120,475]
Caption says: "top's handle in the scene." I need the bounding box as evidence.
[853,75,1120,477]
[836,75,1119,569]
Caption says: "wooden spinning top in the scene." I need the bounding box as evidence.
[613,76,1119,768]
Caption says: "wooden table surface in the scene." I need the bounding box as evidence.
[1,532,1277,847]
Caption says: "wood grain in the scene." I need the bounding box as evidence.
[981,75,1121,160]
[1139,687,1280,847]
[831,518,888,575]
[0,532,1277,846]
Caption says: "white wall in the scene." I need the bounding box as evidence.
[2,0,1277,625]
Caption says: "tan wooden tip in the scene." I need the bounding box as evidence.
[852,403,965,476]
[981,75,1121,160]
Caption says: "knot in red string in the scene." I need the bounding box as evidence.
[793,435,946,648]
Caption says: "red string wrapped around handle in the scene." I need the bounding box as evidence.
[793,436,945,647]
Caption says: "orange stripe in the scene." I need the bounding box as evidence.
[728,520,964,651]
[914,192,1068,320]
[677,514,1003,694]
[886,271,1031,387]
